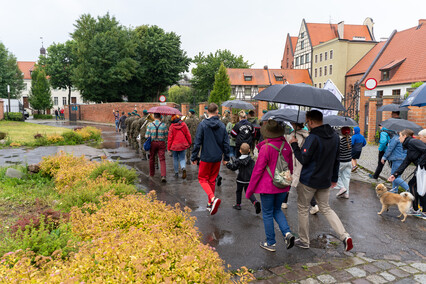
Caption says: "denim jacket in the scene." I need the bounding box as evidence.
[383,136,407,162]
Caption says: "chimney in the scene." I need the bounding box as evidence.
[337,21,344,39]
[363,17,375,41]
[419,19,426,25]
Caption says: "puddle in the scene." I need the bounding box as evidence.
[204,229,235,247]
[310,234,340,249]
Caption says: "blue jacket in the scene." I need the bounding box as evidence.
[351,126,366,152]
[383,136,407,162]
[191,116,230,163]
[378,128,396,152]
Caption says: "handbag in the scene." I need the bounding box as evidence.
[416,165,426,196]
[143,137,151,151]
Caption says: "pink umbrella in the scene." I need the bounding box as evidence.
[147,106,182,115]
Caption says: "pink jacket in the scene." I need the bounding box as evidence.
[246,136,293,199]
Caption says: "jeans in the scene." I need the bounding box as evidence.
[260,193,291,246]
[115,120,119,131]
[172,150,186,173]
[390,160,409,192]
[337,161,352,194]
[229,146,236,158]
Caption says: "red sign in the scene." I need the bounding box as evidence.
[159,95,166,103]
[365,78,377,90]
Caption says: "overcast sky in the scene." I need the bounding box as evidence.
[1,0,425,70]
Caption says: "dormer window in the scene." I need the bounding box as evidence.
[274,74,284,81]
[244,73,252,81]
[382,70,390,81]
[379,58,406,82]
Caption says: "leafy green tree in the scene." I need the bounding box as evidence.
[191,49,251,102]
[38,41,76,105]
[28,67,53,113]
[71,13,138,103]
[209,63,231,105]
[0,42,25,99]
[131,25,190,102]
[167,85,194,105]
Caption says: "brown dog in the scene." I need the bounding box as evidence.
[375,184,414,222]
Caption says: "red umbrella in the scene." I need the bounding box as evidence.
[147,106,182,115]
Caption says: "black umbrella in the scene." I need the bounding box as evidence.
[323,115,358,127]
[261,108,306,123]
[221,99,254,110]
[254,83,345,111]
[380,118,422,135]
[400,83,426,107]
[376,104,409,112]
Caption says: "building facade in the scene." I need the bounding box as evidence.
[280,34,298,69]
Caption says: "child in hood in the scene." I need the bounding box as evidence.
[351,126,366,172]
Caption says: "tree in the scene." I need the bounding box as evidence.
[28,67,53,113]
[191,49,251,102]
[38,41,75,105]
[209,63,231,105]
[131,25,191,102]
[0,42,25,99]
[167,85,193,105]
[71,13,138,103]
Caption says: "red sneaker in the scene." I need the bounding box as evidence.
[344,237,353,251]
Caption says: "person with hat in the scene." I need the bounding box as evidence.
[185,109,200,164]
[289,110,353,251]
[118,112,127,141]
[245,119,295,251]
[134,110,141,118]
[221,109,231,126]
[125,112,137,145]
[231,110,255,158]
[334,127,353,199]
[168,115,192,179]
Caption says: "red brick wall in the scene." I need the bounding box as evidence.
[64,102,177,124]
[358,85,369,137]
[0,100,4,120]
[181,103,190,116]
[258,101,268,119]
[199,102,207,118]
[407,106,426,129]
[367,98,378,142]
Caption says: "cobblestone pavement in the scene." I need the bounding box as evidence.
[251,253,426,284]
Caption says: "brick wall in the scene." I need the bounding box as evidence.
[367,98,378,142]
[64,102,177,124]
[221,106,231,114]
[181,103,190,116]
[199,102,208,118]
[0,100,4,120]
[407,106,426,129]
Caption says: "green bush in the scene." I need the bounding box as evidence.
[33,114,53,120]
[89,161,137,184]
[4,112,23,121]
[62,131,83,145]
[0,132,6,140]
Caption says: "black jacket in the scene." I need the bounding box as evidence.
[394,136,426,177]
[231,119,254,146]
[291,124,340,189]
[226,155,255,183]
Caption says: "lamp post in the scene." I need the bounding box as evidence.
[7,85,10,114]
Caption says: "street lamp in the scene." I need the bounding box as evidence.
[7,85,10,114]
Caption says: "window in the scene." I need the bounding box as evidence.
[392,89,401,97]
[329,65,333,75]
[300,55,304,65]
[319,83,322,88]
[62,97,67,106]
[244,87,251,98]
[325,52,328,61]
[315,54,318,63]
[23,84,27,91]
[315,68,318,77]
[377,90,383,98]
[324,66,327,76]
[301,40,304,49]
[286,59,289,68]
[301,32,305,39]
[330,50,333,59]
[382,70,390,81]
[244,75,252,81]
[287,47,289,54]
[275,75,284,81]
[320,53,323,62]
[305,54,310,63]
[232,87,235,95]
[319,67,322,76]
[54,97,58,106]
[296,57,299,66]
[71,97,77,104]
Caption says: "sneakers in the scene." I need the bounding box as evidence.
[206,204,212,213]
[233,204,241,210]
[336,188,348,197]
[174,173,179,178]
[310,205,319,215]
[285,232,295,249]
[281,203,288,209]
[294,238,309,249]
[368,174,377,179]
[407,208,420,215]
[351,166,358,172]
[182,169,187,179]
[260,241,276,252]
[344,236,353,251]
[161,176,167,183]
[216,176,222,187]
[254,201,261,214]
[210,197,221,215]
[341,193,349,199]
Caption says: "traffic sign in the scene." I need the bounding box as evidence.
[365,78,377,90]
[159,95,166,103]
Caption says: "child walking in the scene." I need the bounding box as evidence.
[226,143,261,214]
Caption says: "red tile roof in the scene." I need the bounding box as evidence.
[363,24,426,86]
[379,58,405,71]
[306,23,373,46]
[290,36,298,53]
[346,41,386,76]
[17,61,36,80]
[227,68,312,86]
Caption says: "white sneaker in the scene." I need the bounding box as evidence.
[310,205,319,215]
[281,203,288,209]
[336,188,348,197]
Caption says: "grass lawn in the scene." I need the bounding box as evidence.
[0,121,70,144]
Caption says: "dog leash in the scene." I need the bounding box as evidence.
[390,169,416,191]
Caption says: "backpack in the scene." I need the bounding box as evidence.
[143,122,163,151]
[265,141,292,188]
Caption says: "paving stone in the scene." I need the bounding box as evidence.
[316,274,336,283]
[399,265,419,274]
[349,257,367,266]
[346,267,367,278]
[373,260,395,270]
[282,271,303,282]
[389,261,405,267]
[320,263,339,273]
[362,264,381,274]
[410,263,426,273]
[384,254,402,261]
[414,274,426,284]
[269,265,291,275]
[359,256,376,263]
[264,276,286,284]
[351,279,371,284]
[254,269,274,279]
[249,280,271,284]
[332,270,354,282]
[309,265,325,275]
[300,278,320,284]
[306,262,323,268]
[379,272,396,282]
[393,278,415,284]
[388,268,410,278]
[365,275,387,284]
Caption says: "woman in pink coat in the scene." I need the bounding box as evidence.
[246,120,295,252]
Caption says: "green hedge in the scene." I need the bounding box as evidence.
[4,112,23,121]
[33,114,53,119]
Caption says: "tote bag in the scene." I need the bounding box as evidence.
[416,165,426,196]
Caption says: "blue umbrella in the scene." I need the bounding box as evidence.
[400,83,426,107]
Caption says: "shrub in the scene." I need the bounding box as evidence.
[0,132,6,140]
[33,114,53,120]
[46,134,64,143]
[10,208,69,234]
[89,160,137,184]
[61,131,83,145]
[75,126,102,141]
[33,133,44,139]
[9,142,21,147]
[4,112,23,121]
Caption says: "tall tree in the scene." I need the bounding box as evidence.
[0,42,25,99]
[131,25,190,102]
[38,41,76,105]
[28,67,53,113]
[191,49,251,102]
[167,85,193,105]
[209,63,231,105]
[71,13,138,103]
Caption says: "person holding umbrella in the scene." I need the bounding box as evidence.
[145,113,168,183]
